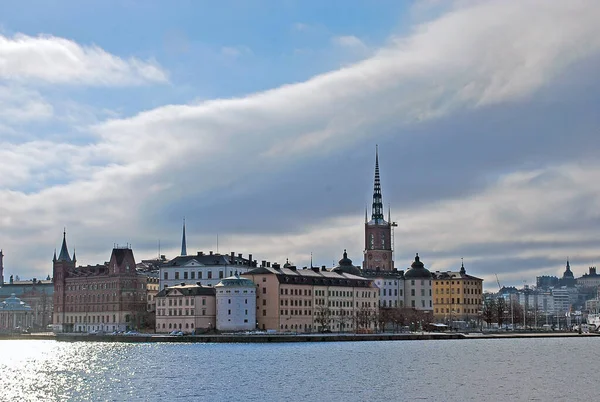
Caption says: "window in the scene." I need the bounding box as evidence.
[184,272,188,280]
[263,299,266,306]
[262,288,266,294]
[191,272,195,279]
[228,309,231,315]
[175,272,180,280]
[411,280,415,286]
[198,271,203,279]
[411,300,415,308]
[228,299,231,304]
[263,309,266,316]
[164,272,168,280]
[219,271,224,279]
[208,271,212,279]
[421,289,425,297]
[411,289,415,297]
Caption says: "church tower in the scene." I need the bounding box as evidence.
[52,230,75,326]
[0,249,4,286]
[363,147,394,271]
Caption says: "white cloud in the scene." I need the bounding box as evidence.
[220,45,253,59]
[0,85,53,122]
[0,33,168,86]
[331,35,366,49]
[1,0,600,285]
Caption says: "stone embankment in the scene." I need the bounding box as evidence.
[1,331,598,343]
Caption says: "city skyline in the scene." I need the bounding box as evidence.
[1,1,600,288]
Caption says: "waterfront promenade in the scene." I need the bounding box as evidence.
[1,331,598,343]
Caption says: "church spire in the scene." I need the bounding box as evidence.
[58,229,72,262]
[181,218,187,256]
[371,145,384,222]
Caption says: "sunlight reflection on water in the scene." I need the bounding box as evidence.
[0,338,596,401]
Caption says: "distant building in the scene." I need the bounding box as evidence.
[362,269,405,309]
[215,274,256,332]
[52,232,149,332]
[577,267,600,289]
[243,251,379,333]
[155,283,216,333]
[536,275,559,290]
[159,251,255,290]
[0,277,53,330]
[363,147,395,271]
[432,260,483,323]
[403,254,433,312]
[0,293,33,331]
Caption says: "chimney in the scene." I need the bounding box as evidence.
[321,266,327,271]
[249,254,253,266]
[312,267,320,273]
[591,267,597,275]
[267,262,271,268]
[261,260,266,267]
[253,260,257,267]
[238,253,242,258]
[272,263,281,269]
[198,251,204,256]
[231,251,235,259]
[209,251,213,255]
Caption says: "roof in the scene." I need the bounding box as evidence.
[362,269,404,279]
[243,266,376,288]
[432,271,483,281]
[0,294,32,311]
[57,231,72,262]
[331,250,362,277]
[215,274,255,288]
[161,253,251,268]
[404,253,432,279]
[156,284,216,298]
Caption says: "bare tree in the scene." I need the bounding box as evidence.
[496,297,507,329]
[482,298,496,328]
[314,305,332,332]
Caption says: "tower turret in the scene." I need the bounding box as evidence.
[0,249,4,286]
[181,218,187,257]
[363,147,394,271]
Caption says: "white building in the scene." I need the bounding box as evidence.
[363,270,404,308]
[403,254,433,312]
[215,274,256,331]
[155,284,216,334]
[159,251,255,290]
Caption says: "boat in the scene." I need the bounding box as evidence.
[586,313,600,331]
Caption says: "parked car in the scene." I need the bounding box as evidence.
[124,330,140,336]
[169,330,184,336]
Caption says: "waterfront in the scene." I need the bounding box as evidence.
[1,338,596,401]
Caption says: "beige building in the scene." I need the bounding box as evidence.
[432,261,483,323]
[243,251,379,333]
[155,284,216,333]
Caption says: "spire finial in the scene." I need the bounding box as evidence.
[58,229,72,262]
[310,252,313,268]
[181,218,187,256]
[371,145,384,223]
[461,257,464,268]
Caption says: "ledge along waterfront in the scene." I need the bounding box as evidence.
[1,331,598,343]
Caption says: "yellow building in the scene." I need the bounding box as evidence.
[242,251,379,333]
[432,261,483,324]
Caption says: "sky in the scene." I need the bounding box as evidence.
[1,0,600,290]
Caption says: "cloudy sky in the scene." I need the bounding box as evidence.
[1,0,600,289]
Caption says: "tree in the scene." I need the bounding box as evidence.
[314,305,331,332]
[496,297,507,329]
[482,298,496,328]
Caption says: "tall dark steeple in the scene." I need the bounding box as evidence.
[363,146,394,271]
[58,229,72,262]
[0,249,4,286]
[181,219,187,256]
[371,145,384,223]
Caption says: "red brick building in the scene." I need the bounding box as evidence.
[52,232,149,332]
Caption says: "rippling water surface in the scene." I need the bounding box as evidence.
[0,338,596,401]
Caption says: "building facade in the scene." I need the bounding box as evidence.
[159,251,255,290]
[404,254,433,312]
[0,278,53,330]
[363,148,395,271]
[155,284,216,333]
[215,274,256,331]
[362,269,405,308]
[52,233,149,332]
[432,261,483,323]
[0,293,33,331]
[243,252,379,333]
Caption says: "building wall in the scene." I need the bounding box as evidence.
[363,223,393,271]
[215,285,256,331]
[155,291,216,333]
[433,277,483,321]
[243,270,379,333]
[160,265,253,289]
[404,278,433,312]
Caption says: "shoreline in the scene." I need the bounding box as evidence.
[0,331,598,343]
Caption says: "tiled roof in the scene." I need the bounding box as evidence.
[243,267,376,288]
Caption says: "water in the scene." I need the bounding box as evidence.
[0,338,595,401]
